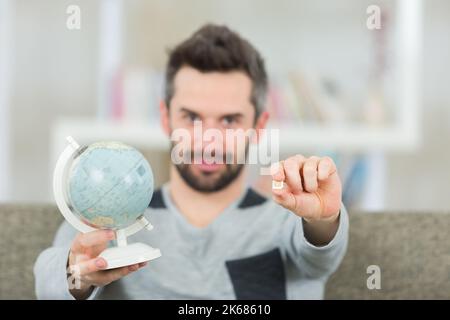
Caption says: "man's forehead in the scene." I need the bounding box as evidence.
[173,67,252,97]
[171,67,254,116]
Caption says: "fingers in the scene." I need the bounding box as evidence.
[271,157,305,194]
[70,260,149,289]
[71,257,108,276]
[271,162,287,196]
[272,190,297,211]
[71,256,149,277]
[71,230,116,254]
[283,155,305,193]
[90,266,133,286]
[270,161,285,182]
[318,157,337,181]
[301,156,320,192]
[87,263,148,287]
[271,155,336,194]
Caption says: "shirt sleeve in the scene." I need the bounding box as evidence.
[281,204,349,279]
[33,221,102,300]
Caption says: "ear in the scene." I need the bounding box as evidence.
[159,100,171,137]
[252,111,270,144]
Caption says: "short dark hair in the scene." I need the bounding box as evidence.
[164,24,268,118]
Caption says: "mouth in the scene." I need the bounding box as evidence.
[194,160,224,173]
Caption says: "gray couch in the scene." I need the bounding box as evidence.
[1,204,449,299]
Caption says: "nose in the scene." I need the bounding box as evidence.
[192,119,223,143]
[192,119,225,157]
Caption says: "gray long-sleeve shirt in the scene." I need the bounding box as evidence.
[34,185,349,299]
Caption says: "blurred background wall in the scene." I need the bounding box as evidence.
[0,0,449,211]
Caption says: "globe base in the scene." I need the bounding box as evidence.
[99,242,161,270]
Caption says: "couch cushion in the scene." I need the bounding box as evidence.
[0,204,63,299]
[326,212,450,299]
[1,204,449,299]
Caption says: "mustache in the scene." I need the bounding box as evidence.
[170,141,250,165]
[190,150,233,164]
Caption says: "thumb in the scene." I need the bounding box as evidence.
[272,189,296,211]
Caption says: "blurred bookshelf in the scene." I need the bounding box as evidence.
[51,118,417,156]
[50,0,422,210]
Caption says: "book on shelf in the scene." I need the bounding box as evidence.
[103,67,164,123]
[267,71,355,127]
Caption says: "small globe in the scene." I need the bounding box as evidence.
[66,141,154,229]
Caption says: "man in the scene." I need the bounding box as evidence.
[34,24,348,300]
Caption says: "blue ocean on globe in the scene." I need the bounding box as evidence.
[67,141,154,229]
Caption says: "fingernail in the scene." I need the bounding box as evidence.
[272,180,284,190]
[270,163,280,175]
[96,258,106,268]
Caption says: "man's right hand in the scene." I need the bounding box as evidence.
[67,229,147,300]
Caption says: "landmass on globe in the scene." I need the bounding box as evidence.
[66,141,154,230]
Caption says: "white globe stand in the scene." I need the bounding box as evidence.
[53,136,161,270]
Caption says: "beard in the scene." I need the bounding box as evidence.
[172,143,249,193]
[175,162,244,193]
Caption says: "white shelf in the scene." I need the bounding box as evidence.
[276,123,419,152]
[50,118,419,167]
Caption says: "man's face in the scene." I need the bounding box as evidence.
[162,66,262,193]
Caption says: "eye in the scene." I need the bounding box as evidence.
[222,116,237,126]
[184,112,200,123]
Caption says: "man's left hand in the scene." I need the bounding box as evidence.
[271,155,342,222]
